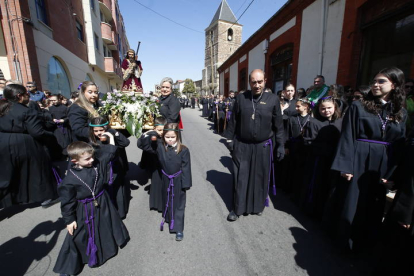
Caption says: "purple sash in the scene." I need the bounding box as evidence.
[160,170,182,231]
[77,190,104,267]
[264,139,276,207]
[356,139,390,146]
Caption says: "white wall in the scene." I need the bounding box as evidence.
[219,72,224,94]
[322,0,346,85]
[229,61,238,91]
[270,17,296,42]
[33,29,110,95]
[248,41,266,89]
[296,0,322,89]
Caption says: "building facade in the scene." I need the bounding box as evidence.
[202,0,242,95]
[217,0,414,96]
[0,0,130,98]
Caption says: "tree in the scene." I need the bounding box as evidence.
[182,78,195,97]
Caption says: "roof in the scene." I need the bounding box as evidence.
[210,0,237,25]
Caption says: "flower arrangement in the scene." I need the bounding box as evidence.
[99,91,161,137]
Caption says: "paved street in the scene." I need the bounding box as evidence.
[0,108,374,276]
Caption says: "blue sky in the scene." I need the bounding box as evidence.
[119,0,287,92]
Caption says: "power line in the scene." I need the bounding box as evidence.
[218,0,256,36]
[131,0,203,34]
[234,0,249,16]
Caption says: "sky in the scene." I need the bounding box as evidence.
[118,0,288,92]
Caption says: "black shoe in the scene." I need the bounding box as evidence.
[176,232,184,241]
[41,198,60,208]
[227,211,238,221]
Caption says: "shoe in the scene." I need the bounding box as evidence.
[176,232,184,241]
[257,212,263,216]
[41,198,61,208]
[227,211,238,221]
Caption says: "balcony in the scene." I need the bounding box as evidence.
[101,22,114,45]
[99,0,113,21]
[104,57,122,79]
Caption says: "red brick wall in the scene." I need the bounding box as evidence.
[46,0,88,62]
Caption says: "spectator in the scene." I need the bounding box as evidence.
[26,81,46,102]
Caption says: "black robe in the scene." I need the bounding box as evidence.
[137,130,164,211]
[159,94,181,123]
[208,98,215,120]
[0,102,56,208]
[214,101,226,133]
[373,138,414,275]
[53,145,129,275]
[301,117,342,218]
[283,114,311,195]
[202,98,209,117]
[49,104,72,154]
[92,129,130,219]
[68,103,100,142]
[328,100,406,250]
[224,90,284,216]
[139,139,192,233]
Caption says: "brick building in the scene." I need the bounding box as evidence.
[217,0,414,96]
[202,0,242,95]
[0,0,130,98]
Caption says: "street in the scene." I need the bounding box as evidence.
[0,107,374,276]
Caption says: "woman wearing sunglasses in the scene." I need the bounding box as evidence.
[327,67,406,251]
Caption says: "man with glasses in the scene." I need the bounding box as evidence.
[0,78,6,99]
[306,75,330,105]
[26,81,46,102]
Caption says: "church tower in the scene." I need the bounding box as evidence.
[202,0,242,94]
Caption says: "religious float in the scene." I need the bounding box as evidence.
[99,44,159,137]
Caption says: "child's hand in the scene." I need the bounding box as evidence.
[151,135,158,142]
[102,132,115,145]
[67,221,77,235]
[341,173,353,181]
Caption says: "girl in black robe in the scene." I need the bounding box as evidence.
[329,67,406,251]
[68,81,101,142]
[284,99,311,199]
[0,84,56,208]
[137,117,166,211]
[48,94,72,155]
[138,123,192,241]
[214,96,226,134]
[53,141,129,275]
[88,117,130,219]
[301,96,342,219]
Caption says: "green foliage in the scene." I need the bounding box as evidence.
[182,78,195,94]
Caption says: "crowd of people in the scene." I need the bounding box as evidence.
[199,68,414,275]
[1,66,414,275]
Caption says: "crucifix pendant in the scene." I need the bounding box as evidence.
[93,199,99,207]
[252,113,255,120]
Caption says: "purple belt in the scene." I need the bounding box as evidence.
[56,123,65,134]
[356,139,390,146]
[226,111,232,121]
[264,139,276,207]
[108,161,114,185]
[160,170,182,231]
[52,167,62,186]
[77,190,104,267]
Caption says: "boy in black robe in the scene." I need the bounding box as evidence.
[224,69,284,221]
[53,141,129,275]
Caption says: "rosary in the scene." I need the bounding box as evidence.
[251,91,264,120]
[70,167,99,207]
[377,112,389,138]
[297,115,310,134]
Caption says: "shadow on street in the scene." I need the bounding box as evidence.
[0,219,65,275]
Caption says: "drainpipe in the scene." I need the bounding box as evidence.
[5,0,23,82]
[318,0,328,75]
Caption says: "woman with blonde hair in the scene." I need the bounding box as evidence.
[68,81,101,142]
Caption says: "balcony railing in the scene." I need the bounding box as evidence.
[101,22,114,44]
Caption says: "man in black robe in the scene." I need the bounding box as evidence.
[224,69,285,221]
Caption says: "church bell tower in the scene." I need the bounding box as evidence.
[202,0,242,94]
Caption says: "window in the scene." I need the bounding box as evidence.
[239,68,247,91]
[76,21,84,42]
[35,0,48,25]
[94,33,99,51]
[47,57,71,98]
[85,74,93,82]
[90,0,95,10]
